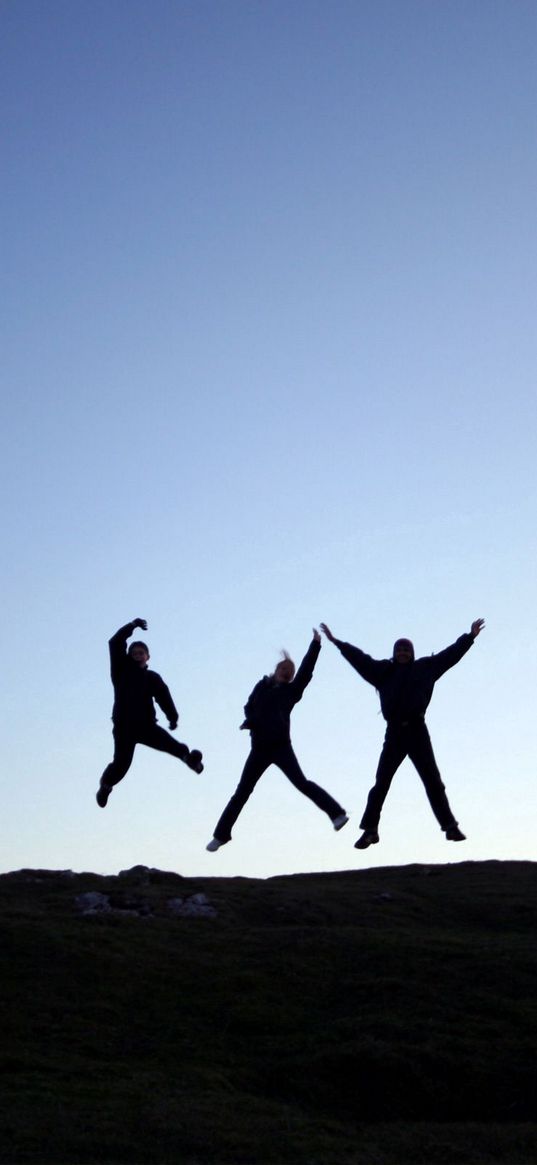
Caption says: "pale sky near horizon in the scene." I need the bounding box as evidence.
[2,0,536,879]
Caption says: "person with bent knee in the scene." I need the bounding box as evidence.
[206,629,348,851]
[96,617,203,808]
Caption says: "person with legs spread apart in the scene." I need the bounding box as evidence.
[206,629,348,851]
[96,617,203,808]
[320,619,485,849]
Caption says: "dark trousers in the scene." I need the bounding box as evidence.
[213,741,345,842]
[101,725,190,787]
[360,719,458,832]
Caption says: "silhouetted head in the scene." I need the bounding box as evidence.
[273,651,296,684]
[128,641,150,667]
[393,638,414,664]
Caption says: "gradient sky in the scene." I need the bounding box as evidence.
[2,0,536,878]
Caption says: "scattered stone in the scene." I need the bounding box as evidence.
[75,889,215,919]
[166,893,217,918]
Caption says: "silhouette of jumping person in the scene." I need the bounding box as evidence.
[96,618,203,808]
[206,629,348,851]
[320,619,485,849]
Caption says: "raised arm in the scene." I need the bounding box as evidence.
[320,623,387,687]
[109,617,147,647]
[431,618,485,681]
[108,618,148,679]
[291,630,322,701]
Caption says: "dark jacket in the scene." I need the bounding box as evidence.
[109,622,178,731]
[241,638,321,746]
[334,633,474,724]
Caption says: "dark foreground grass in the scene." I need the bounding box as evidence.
[0,860,535,1164]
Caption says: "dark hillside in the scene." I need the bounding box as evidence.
[0,860,535,1164]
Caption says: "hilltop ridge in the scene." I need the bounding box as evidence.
[0,860,535,1164]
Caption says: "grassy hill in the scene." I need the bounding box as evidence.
[0,860,535,1165]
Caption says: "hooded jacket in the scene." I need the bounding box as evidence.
[109,622,178,731]
[333,633,474,724]
[241,638,320,746]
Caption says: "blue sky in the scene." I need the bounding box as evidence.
[2,0,536,878]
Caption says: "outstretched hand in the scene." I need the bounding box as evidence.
[134,617,148,631]
[313,628,321,643]
[320,623,335,643]
[471,618,485,639]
